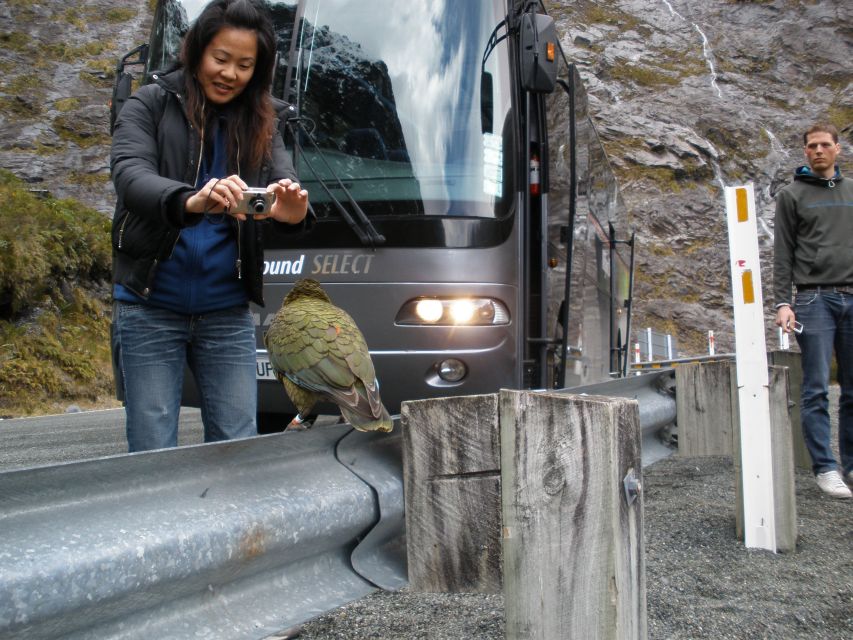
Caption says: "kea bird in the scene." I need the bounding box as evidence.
[264,278,393,433]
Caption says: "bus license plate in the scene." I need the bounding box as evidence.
[256,356,277,380]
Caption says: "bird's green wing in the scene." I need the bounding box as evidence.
[265,287,392,431]
[266,300,379,409]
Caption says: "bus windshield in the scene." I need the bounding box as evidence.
[285,0,514,220]
[149,0,514,224]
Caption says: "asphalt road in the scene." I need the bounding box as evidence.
[0,408,205,472]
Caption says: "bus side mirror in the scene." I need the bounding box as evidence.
[480,71,494,133]
[519,12,558,94]
[109,43,149,135]
[110,71,133,134]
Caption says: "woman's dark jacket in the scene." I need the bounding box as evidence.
[110,69,298,307]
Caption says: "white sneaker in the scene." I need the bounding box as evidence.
[815,470,852,499]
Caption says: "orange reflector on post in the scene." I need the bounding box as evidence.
[546,42,555,62]
[742,269,755,304]
[736,187,749,222]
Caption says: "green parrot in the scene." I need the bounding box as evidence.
[264,278,393,433]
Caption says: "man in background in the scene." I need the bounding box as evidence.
[774,122,853,499]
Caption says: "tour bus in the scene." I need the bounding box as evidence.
[112,0,635,428]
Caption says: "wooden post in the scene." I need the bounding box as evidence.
[768,350,812,470]
[733,365,798,551]
[501,390,646,640]
[675,355,810,472]
[675,360,735,456]
[401,393,502,593]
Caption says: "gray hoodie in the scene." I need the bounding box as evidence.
[773,166,853,307]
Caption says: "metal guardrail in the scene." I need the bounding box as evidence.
[557,369,678,467]
[0,372,676,639]
[338,426,406,592]
[629,352,735,371]
[0,423,405,640]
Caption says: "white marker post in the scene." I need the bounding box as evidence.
[633,342,641,376]
[724,184,776,552]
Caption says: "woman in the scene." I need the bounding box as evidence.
[110,0,308,452]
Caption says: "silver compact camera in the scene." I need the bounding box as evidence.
[233,188,274,215]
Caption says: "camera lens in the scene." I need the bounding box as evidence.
[250,196,267,214]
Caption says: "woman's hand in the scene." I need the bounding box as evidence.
[185,175,250,220]
[256,179,308,224]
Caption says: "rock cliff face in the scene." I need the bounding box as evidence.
[552,0,852,354]
[1,0,850,355]
[0,1,150,211]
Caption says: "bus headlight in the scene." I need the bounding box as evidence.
[449,300,475,324]
[396,297,510,326]
[414,299,444,323]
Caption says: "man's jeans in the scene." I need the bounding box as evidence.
[794,290,853,475]
[113,302,257,452]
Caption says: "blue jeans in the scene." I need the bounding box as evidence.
[794,290,853,475]
[113,302,257,452]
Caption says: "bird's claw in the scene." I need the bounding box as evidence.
[285,414,313,431]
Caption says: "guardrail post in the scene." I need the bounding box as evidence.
[767,350,811,470]
[734,365,798,551]
[675,359,798,551]
[401,394,502,593]
[675,360,735,456]
[501,390,646,640]
[676,355,810,472]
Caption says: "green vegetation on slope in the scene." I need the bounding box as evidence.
[0,170,115,416]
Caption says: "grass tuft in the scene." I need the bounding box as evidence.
[0,170,115,416]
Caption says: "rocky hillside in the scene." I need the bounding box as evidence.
[0,0,151,212]
[1,0,851,357]
[553,0,852,353]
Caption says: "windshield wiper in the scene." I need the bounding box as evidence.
[284,113,386,247]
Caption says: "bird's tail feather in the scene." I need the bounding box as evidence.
[340,403,393,433]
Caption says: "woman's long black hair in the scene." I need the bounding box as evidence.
[181,0,277,171]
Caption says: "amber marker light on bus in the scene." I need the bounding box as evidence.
[396,297,510,326]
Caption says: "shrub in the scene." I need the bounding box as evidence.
[0,170,114,415]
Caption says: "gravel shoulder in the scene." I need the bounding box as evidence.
[292,456,851,640]
[293,392,852,640]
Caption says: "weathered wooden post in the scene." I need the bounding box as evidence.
[676,356,807,472]
[733,365,798,551]
[501,390,646,640]
[675,360,735,456]
[768,350,811,470]
[675,359,798,550]
[401,393,502,593]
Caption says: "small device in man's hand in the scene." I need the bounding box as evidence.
[791,321,804,334]
[233,188,274,215]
